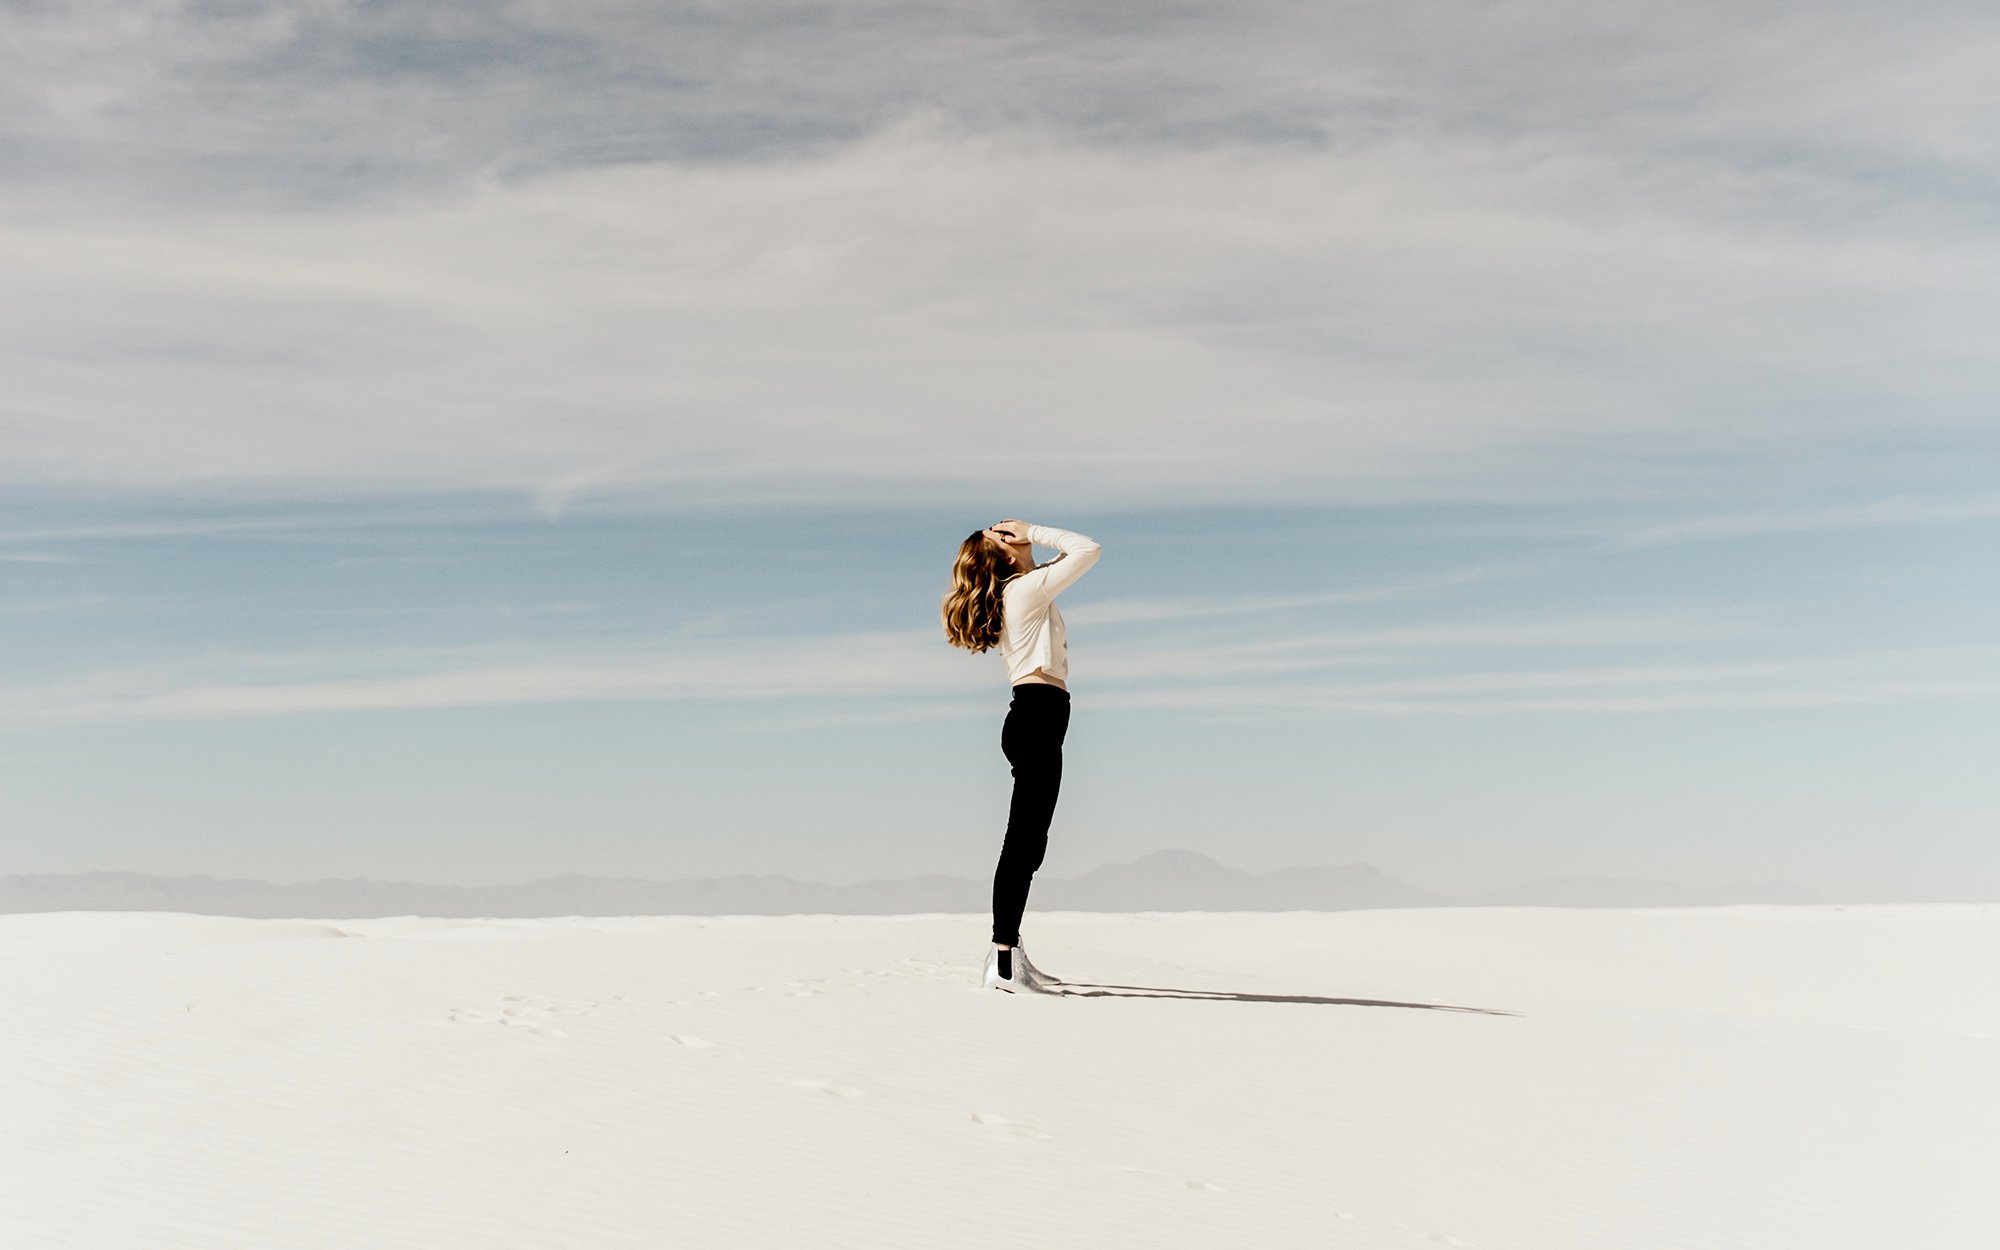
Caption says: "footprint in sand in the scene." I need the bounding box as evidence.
[443,995,584,1037]
[496,997,572,1037]
[665,1033,743,1059]
[896,958,965,983]
[969,1112,1052,1140]
[1392,1225,1473,1246]
[1103,1163,1224,1192]
[500,1000,572,1040]
[778,1077,864,1097]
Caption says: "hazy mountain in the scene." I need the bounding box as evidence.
[1706,880,1826,905]
[0,850,1824,918]
[1034,850,1440,911]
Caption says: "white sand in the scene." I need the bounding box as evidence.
[3,905,1994,1248]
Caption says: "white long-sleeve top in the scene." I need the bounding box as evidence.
[997,524,1103,686]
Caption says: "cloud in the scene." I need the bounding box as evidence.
[15,608,1989,724]
[1,1,1995,510]
[0,594,110,614]
[1093,681,2000,718]
[0,504,509,546]
[1607,494,2000,547]
[1074,561,1544,625]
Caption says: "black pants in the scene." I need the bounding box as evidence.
[992,681,1071,947]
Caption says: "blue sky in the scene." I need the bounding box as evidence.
[2,0,1995,897]
[4,488,1994,898]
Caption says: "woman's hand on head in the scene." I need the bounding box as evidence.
[989,519,1030,545]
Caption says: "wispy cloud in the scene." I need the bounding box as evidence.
[0,594,111,615]
[1085,611,1766,685]
[1606,495,2000,548]
[0,629,971,722]
[0,506,512,546]
[9,611,1985,725]
[1074,561,1542,625]
[1094,681,2000,718]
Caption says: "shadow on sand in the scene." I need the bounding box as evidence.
[1042,980,1517,1015]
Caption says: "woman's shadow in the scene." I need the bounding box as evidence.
[1040,979,1516,1015]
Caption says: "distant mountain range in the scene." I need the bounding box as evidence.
[0,849,1825,918]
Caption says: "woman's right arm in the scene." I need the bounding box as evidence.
[1010,523,1102,603]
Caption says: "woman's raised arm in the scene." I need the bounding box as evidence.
[1008,523,1102,604]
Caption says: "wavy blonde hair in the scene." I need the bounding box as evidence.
[940,530,1020,652]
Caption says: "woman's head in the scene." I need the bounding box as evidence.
[979,522,1032,571]
[940,529,1022,652]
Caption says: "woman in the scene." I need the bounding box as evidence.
[940,517,1103,993]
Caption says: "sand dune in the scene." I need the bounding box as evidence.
[3,905,1993,1248]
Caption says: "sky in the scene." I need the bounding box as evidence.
[2,0,1996,899]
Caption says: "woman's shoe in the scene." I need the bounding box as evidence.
[1012,944,1062,990]
[981,946,1049,994]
